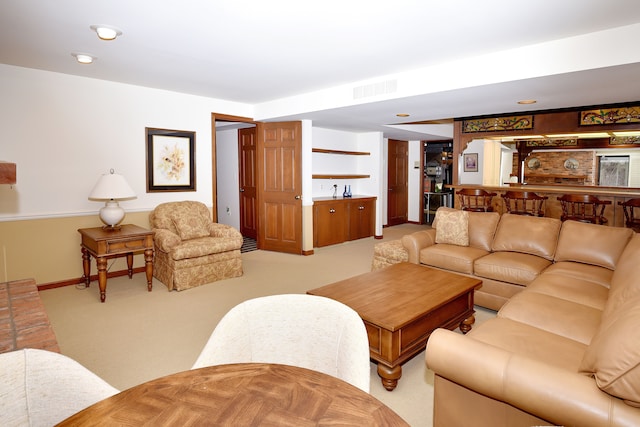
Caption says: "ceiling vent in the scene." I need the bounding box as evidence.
[353,79,397,99]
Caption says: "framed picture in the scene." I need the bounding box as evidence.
[463,153,478,172]
[146,128,196,192]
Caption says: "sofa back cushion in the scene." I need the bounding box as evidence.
[605,233,640,317]
[491,214,561,261]
[579,294,640,407]
[433,207,499,251]
[554,220,633,270]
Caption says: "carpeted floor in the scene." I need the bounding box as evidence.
[39,223,496,427]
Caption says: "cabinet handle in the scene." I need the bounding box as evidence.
[294,195,301,200]
[359,206,365,210]
[329,209,336,213]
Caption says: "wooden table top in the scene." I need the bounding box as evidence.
[77,224,152,241]
[57,363,409,426]
[308,262,482,331]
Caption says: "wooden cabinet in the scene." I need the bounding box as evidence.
[349,198,375,240]
[313,196,376,247]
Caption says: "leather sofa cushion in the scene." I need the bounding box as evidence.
[498,291,601,345]
[580,294,640,407]
[419,244,488,275]
[474,252,551,286]
[434,209,469,246]
[470,318,587,371]
[555,220,633,270]
[433,207,499,251]
[543,262,614,289]
[526,273,609,310]
[609,234,640,312]
[491,214,561,261]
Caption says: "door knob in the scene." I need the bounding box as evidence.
[294,195,301,200]
[239,188,245,192]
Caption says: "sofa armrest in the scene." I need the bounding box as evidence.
[153,229,181,252]
[426,328,638,427]
[401,230,436,264]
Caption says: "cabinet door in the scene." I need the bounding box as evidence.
[349,199,375,240]
[314,201,348,247]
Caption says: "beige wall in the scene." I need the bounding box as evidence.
[0,211,152,285]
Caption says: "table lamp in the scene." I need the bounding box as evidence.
[88,169,136,229]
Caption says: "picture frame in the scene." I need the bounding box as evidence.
[463,153,478,172]
[146,127,196,192]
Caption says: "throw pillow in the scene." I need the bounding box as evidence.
[434,209,469,246]
[172,215,210,240]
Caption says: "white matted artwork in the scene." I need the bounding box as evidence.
[146,128,196,192]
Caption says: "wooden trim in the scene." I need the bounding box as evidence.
[37,267,146,291]
[312,148,370,156]
[312,174,370,179]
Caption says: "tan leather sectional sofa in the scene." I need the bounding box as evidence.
[402,208,640,426]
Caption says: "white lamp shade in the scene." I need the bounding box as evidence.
[89,171,136,228]
[89,172,136,201]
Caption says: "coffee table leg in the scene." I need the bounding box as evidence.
[377,363,402,391]
[460,314,475,334]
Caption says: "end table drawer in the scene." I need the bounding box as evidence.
[106,237,148,253]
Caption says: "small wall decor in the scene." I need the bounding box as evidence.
[527,157,541,170]
[146,127,196,192]
[462,115,533,133]
[564,158,579,170]
[580,105,640,125]
[463,153,478,172]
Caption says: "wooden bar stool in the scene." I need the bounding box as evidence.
[618,198,640,232]
[456,188,496,212]
[557,194,611,225]
[501,191,548,217]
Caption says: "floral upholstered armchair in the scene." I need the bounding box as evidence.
[149,201,243,291]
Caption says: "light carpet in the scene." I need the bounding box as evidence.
[39,223,496,427]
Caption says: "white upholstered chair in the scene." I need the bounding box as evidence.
[191,294,371,392]
[0,349,119,427]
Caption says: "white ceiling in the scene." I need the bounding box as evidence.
[2,0,640,140]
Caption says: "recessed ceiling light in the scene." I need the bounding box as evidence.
[517,99,537,105]
[71,53,96,64]
[396,113,410,117]
[90,25,123,41]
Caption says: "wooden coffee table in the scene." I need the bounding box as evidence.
[307,262,482,391]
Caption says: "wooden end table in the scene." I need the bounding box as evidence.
[78,224,154,303]
[308,262,482,391]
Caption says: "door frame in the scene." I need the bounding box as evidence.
[211,113,256,223]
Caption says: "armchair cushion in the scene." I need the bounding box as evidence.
[172,214,209,240]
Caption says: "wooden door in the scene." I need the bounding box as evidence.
[387,139,408,226]
[238,127,257,239]
[257,122,303,254]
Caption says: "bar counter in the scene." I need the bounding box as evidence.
[448,184,640,227]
